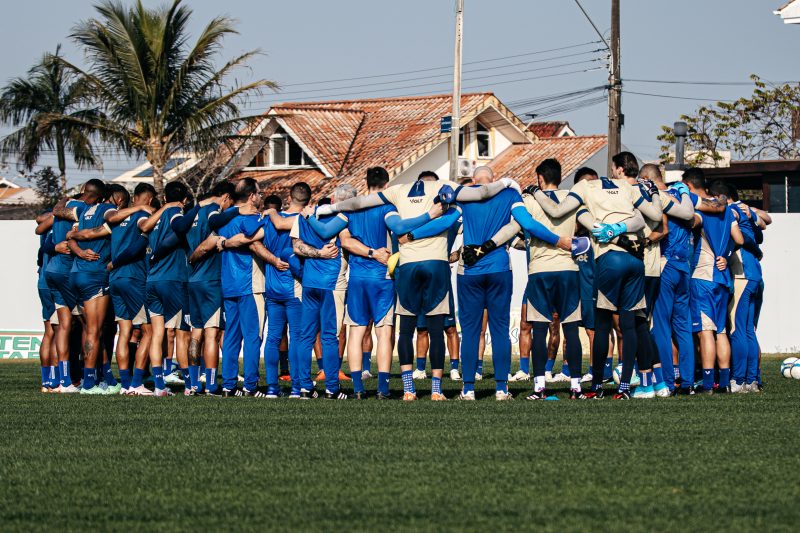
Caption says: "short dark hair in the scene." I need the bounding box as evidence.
[682,167,706,190]
[211,180,235,198]
[289,182,312,205]
[106,183,130,206]
[317,197,331,206]
[133,183,156,199]
[233,177,257,202]
[264,194,282,210]
[366,167,390,189]
[417,170,439,181]
[535,158,562,186]
[612,151,639,178]
[83,179,106,200]
[710,179,736,200]
[165,181,190,203]
[574,167,598,183]
[459,177,473,186]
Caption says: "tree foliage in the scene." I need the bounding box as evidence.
[27,167,63,209]
[658,75,800,167]
[47,0,276,195]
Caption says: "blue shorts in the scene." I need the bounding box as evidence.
[416,288,456,329]
[595,251,645,312]
[147,280,190,330]
[395,260,451,316]
[38,286,57,322]
[45,270,79,312]
[110,278,148,325]
[691,279,729,334]
[70,270,109,304]
[345,277,394,327]
[525,271,581,323]
[188,280,224,329]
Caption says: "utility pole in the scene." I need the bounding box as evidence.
[449,0,464,182]
[607,0,621,176]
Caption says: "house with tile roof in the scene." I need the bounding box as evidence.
[526,121,576,138]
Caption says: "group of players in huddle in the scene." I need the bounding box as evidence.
[32,150,770,400]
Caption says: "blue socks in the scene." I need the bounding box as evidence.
[719,368,731,389]
[463,381,474,394]
[401,370,415,393]
[102,362,117,386]
[378,372,390,395]
[205,368,218,393]
[432,376,442,395]
[652,366,664,384]
[316,358,324,373]
[119,369,131,389]
[152,365,165,390]
[60,361,71,387]
[603,357,613,379]
[545,359,555,373]
[188,365,200,391]
[496,380,508,394]
[40,367,48,386]
[416,357,426,372]
[164,358,173,374]
[83,367,97,390]
[561,364,571,377]
[520,357,530,374]
[476,360,484,375]
[362,352,372,373]
[131,368,145,388]
[702,368,714,390]
[351,371,364,393]
[450,359,459,371]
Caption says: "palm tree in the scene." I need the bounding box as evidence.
[53,0,275,195]
[0,46,100,192]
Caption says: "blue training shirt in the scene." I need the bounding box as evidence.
[110,211,149,282]
[71,203,116,274]
[730,202,762,282]
[218,213,265,298]
[147,206,188,282]
[346,204,394,280]
[186,203,222,283]
[38,229,53,289]
[46,200,87,275]
[691,200,736,286]
[661,189,694,273]
[457,187,519,275]
[263,212,300,300]
[290,214,346,291]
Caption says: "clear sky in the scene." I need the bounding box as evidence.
[1,0,798,185]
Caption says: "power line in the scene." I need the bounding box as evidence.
[625,78,800,86]
[572,0,611,51]
[623,90,732,102]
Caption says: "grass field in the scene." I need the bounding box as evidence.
[3,357,800,532]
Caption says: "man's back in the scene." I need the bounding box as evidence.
[48,200,87,274]
[72,203,115,273]
[348,204,394,279]
[263,211,300,300]
[524,190,577,274]
[148,206,188,282]
[291,214,347,291]
[458,187,519,275]
[186,203,221,283]
[218,213,264,298]
[110,211,149,281]
[693,206,735,285]
[571,177,639,257]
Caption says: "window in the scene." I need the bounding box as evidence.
[767,176,800,213]
[476,122,491,158]
[246,126,314,168]
[458,126,467,157]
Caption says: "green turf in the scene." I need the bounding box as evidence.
[2,357,800,532]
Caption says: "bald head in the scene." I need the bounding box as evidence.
[473,166,494,185]
[639,163,663,184]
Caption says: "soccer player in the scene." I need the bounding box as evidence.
[47,181,104,392]
[684,169,743,394]
[35,213,58,391]
[169,180,236,395]
[65,183,118,394]
[139,181,192,396]
[319,170,522,400]
[70,184,156,394]
[532,152,656,399]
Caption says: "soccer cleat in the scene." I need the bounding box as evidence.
[154,388,175,397]
[569,389,591,400]
[184,387,200,397]
[235,389,268,398]
[525,390,557,401]
[375,392,392,400]
[474,372,483,381]
[279,373,292,382]
[459,390,476,401]
[412,369,427,380]
[203,389,222,397]
[199,373,206,383]
[544,371,554,382]
[40,386,50,393]
[581,388,605,400]
[163,371,184,386]
[288,392,301,399]
[352,391,368,400]
[654,383,671,397]
[265,389,285,399]
[581,372,593,383]
[509,370,530,382]
[221,388,237,397]
[126,385,154,396]
[299,388,318,400]
[315,370,326,383]
[361,370,373,380]
[450,369,462,381]
[338,371,351,381]
[430,392,447,401]
[746,382,761,393]
[613,391,631,400]
[495,391,513,401]
[79,386,106,395]
[402,391,418,401]
[552,372,570,383]
[325,390,349,400]
[103,383,122,396]
[730,381,747,394]
[630,374,641,387]
[632,385,655,399]
[673,387,695,396]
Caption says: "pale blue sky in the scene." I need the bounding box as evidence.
[1,0,798,184]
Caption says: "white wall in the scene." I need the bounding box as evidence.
[3,216,798,354]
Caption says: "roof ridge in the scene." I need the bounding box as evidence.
[271,106,367,114]
[274,92,494,107]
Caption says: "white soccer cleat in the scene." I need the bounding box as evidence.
[495,391,514,401]
[654,385,671,398]
[163,371,184,385]
[459,390,476,401]
[103,383,122,395]
[509,370,530,382]
[450,369,462,381]
[730,381,747,394]
[746,382,761,393]
[580,373,593,383]
[631,386,655,399]
[126,385,154,396]
[153,388,175,397]
[475,372,483,381]
[412,369,428,380]
[361,370,373,380]
[199,373,207,384]
[59,384,81,394]
[552,372,570,383]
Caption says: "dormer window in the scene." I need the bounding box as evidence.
[246,126,315,168]
[476,122,491,158]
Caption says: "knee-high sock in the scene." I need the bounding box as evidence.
[562,322,582,379]
[426,315,445,371]
[531,322,550,378]
[397,315,416,367]
[618,310,638,389]
[592,310,613,388]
